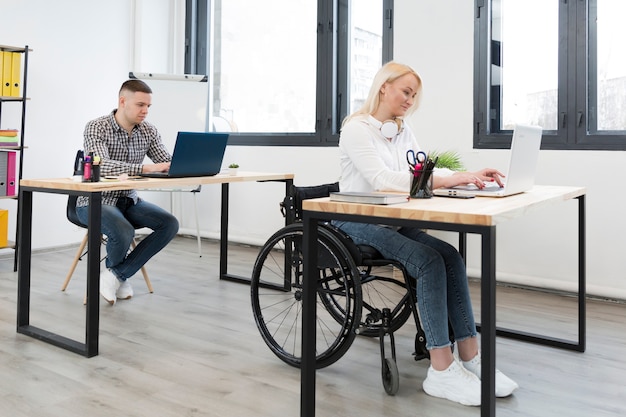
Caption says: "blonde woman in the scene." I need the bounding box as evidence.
[334,61,516,406]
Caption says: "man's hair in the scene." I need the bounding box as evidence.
[119,79,153,96]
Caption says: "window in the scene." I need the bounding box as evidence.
[186,0,393,146]
[475,0,626,150]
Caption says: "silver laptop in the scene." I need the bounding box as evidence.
[140,132,229,178]
[434,124,542,198]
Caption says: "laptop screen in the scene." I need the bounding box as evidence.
[143,132,229,178]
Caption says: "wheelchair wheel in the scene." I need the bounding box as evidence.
[382,358,400,395]
[356,272,413,338]
[251,223,362,369]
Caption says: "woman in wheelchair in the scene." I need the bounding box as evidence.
[335,61,517,406]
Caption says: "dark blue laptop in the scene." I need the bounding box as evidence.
[141,132,229,178]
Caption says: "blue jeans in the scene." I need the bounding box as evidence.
[76,198,179,281]
[333,221,477,350]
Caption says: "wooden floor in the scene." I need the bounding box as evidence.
[1,235,625,417]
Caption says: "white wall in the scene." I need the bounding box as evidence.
[0,0,622,300]
[0,0,137,250]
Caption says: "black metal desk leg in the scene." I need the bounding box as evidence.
[17,190,101,357]
[480,226,497,417]
[84,193,101,357]
[577,195,586,352]
[476,196,586,352]
[16,189,33,329]
[458,231,467,262]
[301,213,318,417]
[220,179,294,286]
[219,183,229,279]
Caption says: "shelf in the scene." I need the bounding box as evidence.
[0,241,16,250]
[0,96,30,102]
[0,45,31,53]
[0,43,29,271]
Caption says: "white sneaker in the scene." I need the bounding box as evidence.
[423,360,481,406]
[462,353,519,397]
[116,280,133,300]
[100,269,120,305]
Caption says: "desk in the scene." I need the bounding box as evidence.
[16,171,294,357]
[300,185,586,417]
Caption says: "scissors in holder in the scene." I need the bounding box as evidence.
[406,150,427,169]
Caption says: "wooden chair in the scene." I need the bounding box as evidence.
[61,195,153,301]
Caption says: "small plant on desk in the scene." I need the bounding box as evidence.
[228,163,239,175]
[429,150,465,171]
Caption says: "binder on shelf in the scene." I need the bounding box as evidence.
[0,51,4,96]
[0,151,8,196]
[6,151,16,196]
[10,51,21,97]
[0,209,8,247]
[2,51,12,97]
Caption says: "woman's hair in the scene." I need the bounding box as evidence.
[342,61,422,127]
[119,79,153,96]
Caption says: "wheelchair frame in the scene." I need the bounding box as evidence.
[250,183,433,395]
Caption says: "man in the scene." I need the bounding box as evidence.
[76,79,179,305]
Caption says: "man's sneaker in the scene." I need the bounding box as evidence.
[100,269,120,305]
[462,353,519,397]
[423,359,481,406]
[116,280,134,300]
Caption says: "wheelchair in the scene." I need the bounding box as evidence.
[250,182,438,395]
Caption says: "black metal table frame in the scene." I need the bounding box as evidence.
[16,179,293,358]
[300,195,585,417]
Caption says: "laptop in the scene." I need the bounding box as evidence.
[140,132,229,178]
[433,124,543,198]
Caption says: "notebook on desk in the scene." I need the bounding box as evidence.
[433,124,543,198]
[140,132,229,178]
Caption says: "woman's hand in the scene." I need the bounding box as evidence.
[472,168,505,188]
[437,168,505,190]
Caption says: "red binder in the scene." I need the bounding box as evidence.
[6,151,16,196]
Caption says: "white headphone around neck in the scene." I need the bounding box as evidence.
[380,118,404,139]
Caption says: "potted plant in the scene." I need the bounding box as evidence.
[228,163,239,175]
[429,150,465,171]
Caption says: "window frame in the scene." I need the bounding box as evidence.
[474,0,626,151]
[185,0,394,147]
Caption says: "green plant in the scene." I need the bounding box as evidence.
[429,150,465,171]
[228,163,239,168]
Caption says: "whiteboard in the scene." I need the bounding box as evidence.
[140,79,209,151]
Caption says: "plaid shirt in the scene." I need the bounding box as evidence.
[77,110,171,207]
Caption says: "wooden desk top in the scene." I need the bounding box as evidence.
[302,185,586,227]
[19,171,295,192]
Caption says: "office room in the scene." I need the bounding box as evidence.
[0,0,624,416]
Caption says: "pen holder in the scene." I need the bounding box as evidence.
[410,168,433,199]
[92,165,101,182]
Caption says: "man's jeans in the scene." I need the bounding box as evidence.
[76,198,179,281]
[333,221,477,350]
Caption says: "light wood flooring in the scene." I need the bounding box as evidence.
[1,235,625,417]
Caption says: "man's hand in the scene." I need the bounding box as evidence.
[142,162,171,173]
